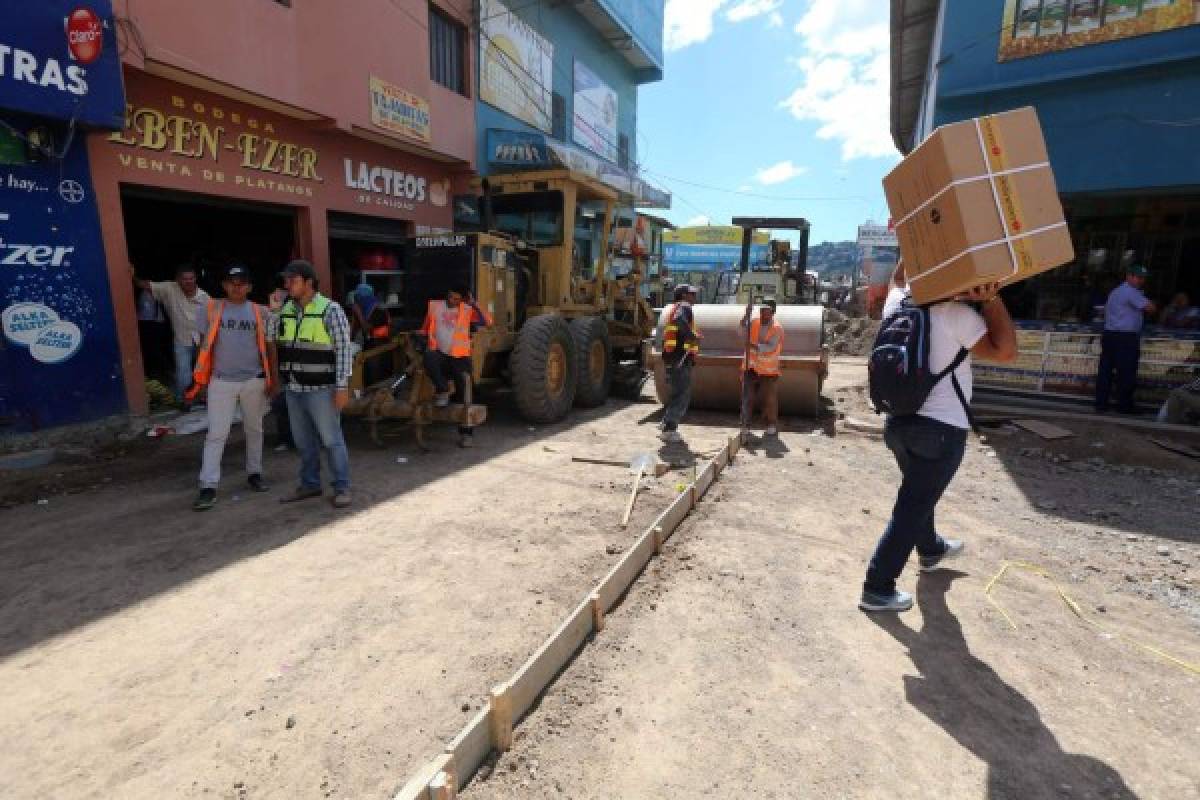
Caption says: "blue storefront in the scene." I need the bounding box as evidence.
[469,0,668,210]
[0,0,127,434]
[892,0,1200,405]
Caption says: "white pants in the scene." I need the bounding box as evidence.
[199,377,268,489]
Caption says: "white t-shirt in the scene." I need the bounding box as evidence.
[884,287,987,430]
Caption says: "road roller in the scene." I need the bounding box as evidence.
[648,304,829,417]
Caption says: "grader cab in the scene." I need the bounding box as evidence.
[344,169,657,445]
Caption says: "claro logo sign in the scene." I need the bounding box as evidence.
[66,7,104,65]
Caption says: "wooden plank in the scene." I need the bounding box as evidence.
[1013,418,1074,440]
[589,592,605,632]
[489,684,513,752]
[651,490,693,548]
[713,445,730,471]
[443,710,488,786]
[694,460,717,499]
[507,597,594,720]
[428,772,454,800]
[973,402,1200,435]
[1149,437,1200,459]
[595,523,658,613]
[392,761,437,800]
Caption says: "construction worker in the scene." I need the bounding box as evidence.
[274,259,355,508]
[421,284,492,447]
[740,299,785,438]
[189,265,276,511]
[659,284,701,443]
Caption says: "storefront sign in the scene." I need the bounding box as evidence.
[1000,0,1199,61]
[480,0,554,133]
[0,0,125,128]
[368,76,431,143]
[572,60,618,162]
[856,223,897,249]
[1,111,126,431]
[342,158,449,211]
[666,227,770,246]
[107,93,322,197]
[485,128,670,209]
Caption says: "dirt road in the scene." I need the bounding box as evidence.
[3,360,1198,799]
[466,362,1200,799]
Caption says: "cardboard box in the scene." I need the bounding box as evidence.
[884,106,1074,305]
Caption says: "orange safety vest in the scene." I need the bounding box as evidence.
[743,317,784,377]
[187,300,272,400]
[422,299,476,358]
[662,303,700,358]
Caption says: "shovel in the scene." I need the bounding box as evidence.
[619,452,659,529]
[574,452,670,477]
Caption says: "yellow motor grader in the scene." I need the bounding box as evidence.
[343,169,657,446]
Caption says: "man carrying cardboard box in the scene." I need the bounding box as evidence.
[860,264,1018,612]
[1095,265,1157,415]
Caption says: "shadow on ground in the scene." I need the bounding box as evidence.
[868,571,1136,800]
[0,391,635,662]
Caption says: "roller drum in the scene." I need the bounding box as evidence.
[651,304,828,418]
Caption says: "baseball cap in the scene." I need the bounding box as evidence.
[224,264,251,282]
[281,259,317,282]
[1127,264,1149,278]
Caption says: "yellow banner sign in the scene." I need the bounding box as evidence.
[664,226,770,246]
[1000,0,1199,61]
[369,76,431,143]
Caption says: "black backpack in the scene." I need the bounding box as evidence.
[867,294,977,431]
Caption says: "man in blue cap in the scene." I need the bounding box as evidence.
[1096,264,1157,415]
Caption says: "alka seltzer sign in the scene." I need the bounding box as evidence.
[106,94,324,197]
[368,76,431,143]
[1000,0,1199,61]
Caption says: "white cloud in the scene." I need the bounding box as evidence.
[665,0,727,51]
[726,0,782,23]
[684,214,713,226]
[768,11,785,28]
[736,184,754,192]
[755,160,808,185]
[779,0,897,161]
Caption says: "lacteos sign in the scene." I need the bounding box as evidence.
[344,159,427,202]
[66,7,103,64]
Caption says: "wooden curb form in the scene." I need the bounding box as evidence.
[393,434,742,799]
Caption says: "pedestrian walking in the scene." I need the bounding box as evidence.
[740,299,785,438]
[1096,265,1157,415]
[659,284,701,443]
[420,284,492,447]
[132,265,210,404]
[273,260,355,508]
[860,265,1017,612]
[189,265,276,511]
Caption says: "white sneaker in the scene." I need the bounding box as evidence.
[658,430,683,443]
[765,425,778,436]
[919,539,965,572]
[274,443,289,453]
[434,393,450,408]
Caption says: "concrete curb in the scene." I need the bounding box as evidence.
[393,433,742,799]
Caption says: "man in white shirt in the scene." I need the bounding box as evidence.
[133,265,210,403]
[860,264,1017,612]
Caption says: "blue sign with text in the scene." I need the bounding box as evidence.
[0,0,126,128]
[1,111,126,432]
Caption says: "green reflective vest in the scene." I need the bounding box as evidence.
[278,294,336,386]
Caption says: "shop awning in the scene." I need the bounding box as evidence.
[890,0,940,154]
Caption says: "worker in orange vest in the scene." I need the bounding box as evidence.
[659,284,702,443]
[740,299,785,438]
[420,284,492,447]
[189,265,277,511]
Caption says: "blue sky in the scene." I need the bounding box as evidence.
[637,0,898,245]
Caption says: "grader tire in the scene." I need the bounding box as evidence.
[569,317,612,408]
[512,315,577,423]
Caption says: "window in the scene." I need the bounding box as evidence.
[429,5,467,95]
[492,192,564,246]
[618,134,630,169]
[552,93,566,141]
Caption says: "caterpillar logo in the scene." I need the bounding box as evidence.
[0,239,74,266]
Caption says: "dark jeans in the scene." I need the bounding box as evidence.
[662,361,692,432]
[1095,331,1141,413]
[423,350,473,434]
[864,415,968,595]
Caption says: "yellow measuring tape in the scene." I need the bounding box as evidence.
[984,561,1200,677]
